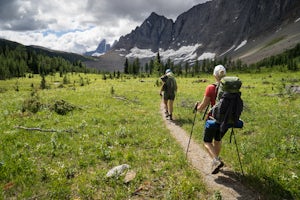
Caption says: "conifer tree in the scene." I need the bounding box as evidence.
[40,75,46,89]
[124,58,129,74]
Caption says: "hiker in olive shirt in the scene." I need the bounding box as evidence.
[160,69,177,120]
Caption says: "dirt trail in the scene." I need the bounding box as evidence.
[160,103,260,199]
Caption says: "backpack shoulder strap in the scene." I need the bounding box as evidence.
[212,83,220,101]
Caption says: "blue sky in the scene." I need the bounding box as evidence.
[0,0,210,54]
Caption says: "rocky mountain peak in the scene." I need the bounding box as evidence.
[113,12,174,52]
[85,39,111,56]
[87,0,300,71]
[113,0,300,59]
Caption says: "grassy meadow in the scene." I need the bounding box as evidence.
[0,71,299,199]
[0,74,207,199]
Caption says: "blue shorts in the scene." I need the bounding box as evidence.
[203,124,228,142]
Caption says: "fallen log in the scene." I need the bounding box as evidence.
[14,126,76,133]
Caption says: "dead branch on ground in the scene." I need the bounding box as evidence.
[14,126,77,133]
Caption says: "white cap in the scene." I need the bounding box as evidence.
[213,65,226,78]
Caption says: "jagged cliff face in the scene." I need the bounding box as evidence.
[113,13,174,52]
[113,0,300,57]
[88,0,300,71]
[177,0,300,54]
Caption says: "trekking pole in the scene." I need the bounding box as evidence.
[202,105,210,120]
[186,104,198,158]
[230,128,245,176]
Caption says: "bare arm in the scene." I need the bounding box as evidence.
[196,96,211,112]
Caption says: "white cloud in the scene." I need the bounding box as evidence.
[0,0,209,54]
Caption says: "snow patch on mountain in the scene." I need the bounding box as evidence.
[125,43,202,63]
[234,40,247,51]
[197,52,215,60]
[220,45,236,57]
[126,47,156,58]
[160,44,202,62]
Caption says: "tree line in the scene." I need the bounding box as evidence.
[124,43,300,76]
[0,43,92,80]
[1,40,299,80]
[252,43,300,71]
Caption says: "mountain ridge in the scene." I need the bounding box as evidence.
[0,38,92,63]
[2,0,300,73]
[90,0,300,72]
[117,0,300,55]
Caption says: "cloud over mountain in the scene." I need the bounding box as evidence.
[0,0,208,53]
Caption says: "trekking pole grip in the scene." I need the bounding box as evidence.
[193,102,199,113]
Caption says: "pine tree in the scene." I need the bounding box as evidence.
[40,75,46,89]
[124,58,129,74]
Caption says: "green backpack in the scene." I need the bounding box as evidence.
[212,76,243,132]
[216,76,242,100]
[165,75,177,93]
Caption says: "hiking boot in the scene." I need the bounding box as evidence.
[211,158,224,174]
[165,111,169,117]
[168,114,173,120]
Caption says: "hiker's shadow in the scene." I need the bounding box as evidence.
[172,117,196,127]
[215,169,294,199]
[215,169,258,199]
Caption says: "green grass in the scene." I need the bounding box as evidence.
[0,71,299,199]
[0,74,207,199]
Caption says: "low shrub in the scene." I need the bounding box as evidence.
[51,99,76,115]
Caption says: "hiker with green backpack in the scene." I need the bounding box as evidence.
[160,69,177,120]
[194,65,243,174]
